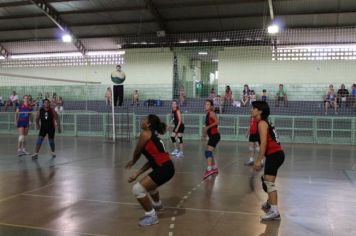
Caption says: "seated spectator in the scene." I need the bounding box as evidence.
[352,84,356,108]
[325,88,338,115]
[261,89,268,101]
[224,85,234,106]
[132,90,140,106]
[213,95,222,114]
[275,84,288,107]
[105,87,112,106]
[4,91,19,111]
[249,90,257,105]
[337,84,349,107]
[241,84,250,107]
[179,86,185,107]
[35,93,44,110]
[55,96,64,113]
[209,88,216,99]
[44,92,50,100]
[51,93,58,108]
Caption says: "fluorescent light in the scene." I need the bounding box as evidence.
[198,52,208,55]
[10,52,83,59]
[268,24,279,34]
[179,40,187,44]
[62,34,73,43]
[0,56,5,60]
[86,51,125,56]
[212,59,219,62]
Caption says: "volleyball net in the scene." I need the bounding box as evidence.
[0,27,355,144]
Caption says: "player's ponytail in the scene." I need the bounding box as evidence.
[148,114,167,135]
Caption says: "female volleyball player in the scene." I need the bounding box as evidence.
[252,101,285,221]
[15,95,32,156]
[170,100,185,158]
[31,99,61,159]
[202,99,220,179]
[126,114,175,227]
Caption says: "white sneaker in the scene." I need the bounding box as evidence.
[138,214,159,227]
[22,150,30,155]
[244,158,254,166]
[175,151,184,158]
[171,149,179,156]
[261,210,281,221]
[17,150,24,157]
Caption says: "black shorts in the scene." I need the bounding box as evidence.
[39,128,55,139]
[264,150,285,176]
[249,133,259,142]
[173,124,185,133]
[208,133,221,148]
[149,161,175,186]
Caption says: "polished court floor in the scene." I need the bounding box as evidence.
[0,134,355,236]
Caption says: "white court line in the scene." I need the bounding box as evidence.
[22,192,261,219]
[0,222,107,236]
[169,232,173,236]
[170,224,174,229]
[22,193,140,206]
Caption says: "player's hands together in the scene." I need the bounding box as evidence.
[254,160,262,171]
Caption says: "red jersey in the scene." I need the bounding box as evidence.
[258,121,283,155]
[266,131,282,155]
[205,111,219,136]
[249,117,258,134]
[142,133,171,168]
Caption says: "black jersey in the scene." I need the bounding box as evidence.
[39,108,56,130]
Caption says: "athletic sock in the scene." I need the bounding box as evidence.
[145,209,156,216]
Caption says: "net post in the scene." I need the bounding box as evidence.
[111,84,116,142]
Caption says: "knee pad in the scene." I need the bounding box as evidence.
[149,188,158,195]
[36,136,44,145]
[170,136,176,143]
[205,150,213,159]
[261,177,277,193]
[132,182,146,198]
[18,135,25,143]
[177,136,183,144]
[249,146,255,152]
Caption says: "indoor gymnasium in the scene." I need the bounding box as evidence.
[0,0,355,235]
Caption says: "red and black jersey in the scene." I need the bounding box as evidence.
[205,111,219,136]
[142,133,171,169]
[249,117,258,135]
[258,121,283,155]
[172,109,183,127]
[39,107,56,130]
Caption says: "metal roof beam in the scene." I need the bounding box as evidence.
[144,0,168,32]
[29,0,87,54]
[0,0,88,8]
